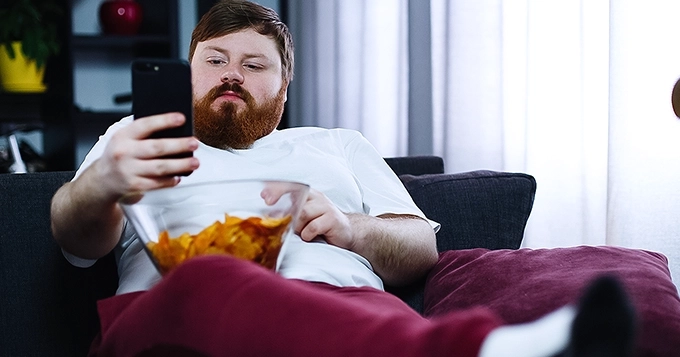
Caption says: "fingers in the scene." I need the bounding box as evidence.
[128,112,188,140]
[123,112,198,159]
[95,113,201,197]
[104,132,199,179]
[128,174,180,193]
[260,181,308,205]
[297,212,331,242]
[134,137,199,160]
[127,157,200,180]
[96,153,197,197]
[284,189,318,239]
[292,190,352,248]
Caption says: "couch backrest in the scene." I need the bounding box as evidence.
[0,171,118,357]
[384,156,444,176]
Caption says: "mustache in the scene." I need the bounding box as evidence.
[205,82,255,104]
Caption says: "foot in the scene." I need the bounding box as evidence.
[556,275,636,357]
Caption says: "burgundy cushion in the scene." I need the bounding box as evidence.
[423,246,680,357]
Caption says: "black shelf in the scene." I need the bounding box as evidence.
[54,0,178,170]
[0,93,44,123]
[75,109,130,123]
[71,34,172,48]
[0,0,180,171]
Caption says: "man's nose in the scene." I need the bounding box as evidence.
[220,64,244,84]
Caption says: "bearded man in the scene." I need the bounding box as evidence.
[50,1,634,356]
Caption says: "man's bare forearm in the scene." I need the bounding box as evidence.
[347,213,438,287]
[50,163,124,260]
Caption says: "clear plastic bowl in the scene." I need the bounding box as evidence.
[119,179,309,275]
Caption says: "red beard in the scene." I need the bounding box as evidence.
[193,82,286,150]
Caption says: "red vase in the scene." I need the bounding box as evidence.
[99,0,143,35]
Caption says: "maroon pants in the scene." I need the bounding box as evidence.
[91,255,502,357]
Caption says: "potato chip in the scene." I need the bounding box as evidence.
[147,214,292,274]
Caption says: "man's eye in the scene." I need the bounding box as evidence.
[244,63,263,71]
[208,59,226,65]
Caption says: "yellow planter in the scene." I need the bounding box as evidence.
[0,42,47,93]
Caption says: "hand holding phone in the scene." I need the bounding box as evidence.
[132,59,195,176]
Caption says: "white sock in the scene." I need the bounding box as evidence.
[478,306,576,357]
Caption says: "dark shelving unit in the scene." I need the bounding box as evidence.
[0,0,180,171]
[0,93,43,124]
[71,35,173,48]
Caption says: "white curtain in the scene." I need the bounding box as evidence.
[432,0,611,246]
[287,0,680,286]
[431,0,680,285]
[285,0,409,156]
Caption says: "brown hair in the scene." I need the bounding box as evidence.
[189,0,294,84]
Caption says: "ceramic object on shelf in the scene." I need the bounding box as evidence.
[99,0,143,35]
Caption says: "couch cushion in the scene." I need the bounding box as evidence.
[400,171,535,252]
[423,246,680,357]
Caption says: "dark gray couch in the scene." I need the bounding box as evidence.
[0,156,536,357]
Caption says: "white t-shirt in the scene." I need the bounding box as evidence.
[64,116,439,294]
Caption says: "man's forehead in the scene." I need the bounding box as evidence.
[198,30,278,54]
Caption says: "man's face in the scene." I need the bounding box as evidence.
[190,29,287,149]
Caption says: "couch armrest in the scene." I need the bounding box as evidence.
[386,170,536,312]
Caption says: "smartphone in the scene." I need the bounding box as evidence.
[132,58,194,140]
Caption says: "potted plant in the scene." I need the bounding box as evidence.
[0,0,62,93]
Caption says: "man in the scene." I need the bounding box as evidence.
[51,1,634,356]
